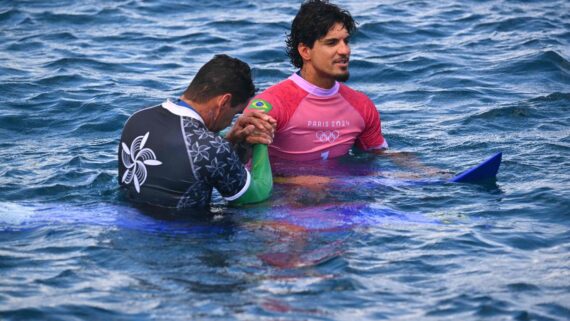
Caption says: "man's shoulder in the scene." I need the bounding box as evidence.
[125,103,163,123]
[122,105,161,132]
[248,79,309,115]
[338,83,374,106]
[258,78,304,100]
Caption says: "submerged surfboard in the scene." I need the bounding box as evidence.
[0,202,438,234]
[0,153,501,234]
[450,152,502,183]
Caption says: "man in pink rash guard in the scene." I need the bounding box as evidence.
[242,0,388,162]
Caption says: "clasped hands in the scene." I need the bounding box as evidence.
[225,111,276,162]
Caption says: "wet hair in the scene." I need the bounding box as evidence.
[183,54,255,107]
[286,0,356,69]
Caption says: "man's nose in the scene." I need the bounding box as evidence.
[338,40,350,55]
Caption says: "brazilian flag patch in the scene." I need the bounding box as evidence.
[248,99,272,112]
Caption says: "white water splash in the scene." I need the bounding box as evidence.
[0,202,36,225]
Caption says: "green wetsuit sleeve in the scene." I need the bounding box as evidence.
[231,144,273,205]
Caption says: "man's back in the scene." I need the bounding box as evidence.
[118,101,249,208]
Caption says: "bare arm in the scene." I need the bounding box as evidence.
[369,148,453,177]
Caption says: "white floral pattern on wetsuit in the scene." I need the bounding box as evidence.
[177,117,247,209]
[120,132,162,193]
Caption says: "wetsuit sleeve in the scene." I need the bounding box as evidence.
[230,144,272,205]
[355,99,388,151]
[201,135,250,201]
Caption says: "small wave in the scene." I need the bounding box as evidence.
[2,168,31,183]
[241,48,286,62]
[15,31,77,43]
[5,171,116,204]
[34,269,80,287]
[452,13,485,24]
[178,34,229,45]
[358,20,450,42]
[91,7,125,23]
[496,50,569,75]
[92,31,148,43]
[0,112,58,134]
[356,20,401,38]
[493,230,557,251]
[44,155,82,170]
[31,6,126,27]
[35,11,98,25]
[0,66,31,77]
[506,282,541,292]
[203,19,272,35]
[1,305,140,321]
[5,40,45,52]
[371,65,410,82]
[37,74,91,87]
[251,68,291,88]
[41,31,79,42]
[461,91,570,128]
[73,120,123,133]
[38,170,104,189]
[207,20,287,30]
[133,1,255,16]
[474,16,559,33]
[0,8,30,26]
[205,19,255,28]
[155,45,176,54]
[91,31,228,50]
[529,92,570,103]
[453,104,540,136]
[43,57,127,74]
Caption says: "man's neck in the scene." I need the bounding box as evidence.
[179,96,214,129]
[300,67,335,89]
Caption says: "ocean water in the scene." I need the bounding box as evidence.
[1,0,569,320]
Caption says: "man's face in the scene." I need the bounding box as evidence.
[307,23,351,82]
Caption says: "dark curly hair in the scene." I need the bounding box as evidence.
[286,0,356,69]
[183,54,255,107]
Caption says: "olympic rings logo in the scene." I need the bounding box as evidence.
[316,130,340,143]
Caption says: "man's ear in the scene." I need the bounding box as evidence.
[218,93,233,109]
[298,43,311,62]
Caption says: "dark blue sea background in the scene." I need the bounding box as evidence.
[1,0,569,320]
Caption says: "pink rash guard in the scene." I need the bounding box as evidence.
[246,73,388,161]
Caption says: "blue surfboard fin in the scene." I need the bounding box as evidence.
[450,152,502,183]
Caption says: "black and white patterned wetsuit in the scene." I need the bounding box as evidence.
[118,99,250,209]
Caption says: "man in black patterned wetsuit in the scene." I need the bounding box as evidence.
[118,55,276,209]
